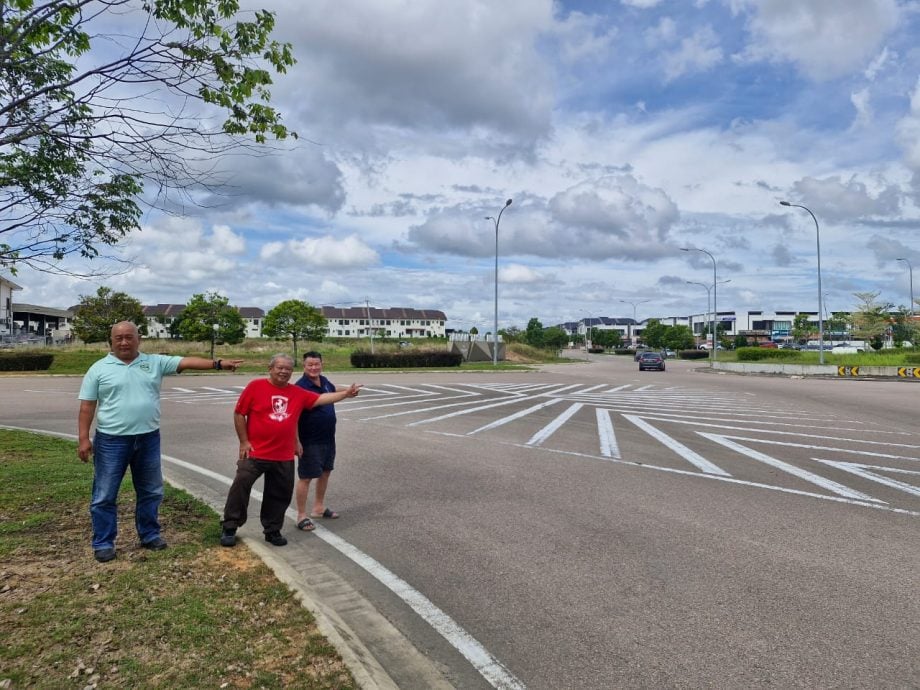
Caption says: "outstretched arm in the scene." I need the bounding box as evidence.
[177,357,244,373]
[315,383,362,406]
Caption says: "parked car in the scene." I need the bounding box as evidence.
[638,352,666,371]
[759,341,778,348]
[661,349,676,359]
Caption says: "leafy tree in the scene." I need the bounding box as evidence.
[262,300,327,361]
[825,311,851,339]
[499,325,523,343]
[469,326,479,336]
[591,328,622,349]
[1,0,296,274]
[662,325,695,350]
[524,318,544,347]
[542,326,568,351]
[173,292,245,345]
[72,286,146,343]
[890,308,915,347]
[641,319,666,348]
[733,334,749,349]
[851,291,892,351]
[791,313,815,344]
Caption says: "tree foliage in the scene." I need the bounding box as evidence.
[791,313,815,344]
[542,326,568,350]
[262,299,326,361]
[0,0,296,274]
[72,286,146,343]
[524,317,544,347]
[173,292,245,344]
[851,291,892,351]
[661,324,695,350]
[590,328,622,350]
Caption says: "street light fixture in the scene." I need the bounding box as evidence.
[681,247,719,364]
[780,201,824,364]
[897,258,914,316]
[619,299,649,347]
[486,198,512,366]
[686,280,730,350]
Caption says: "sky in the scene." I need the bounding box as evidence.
[10,0,920,332]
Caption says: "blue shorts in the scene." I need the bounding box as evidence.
[297,443,335,479]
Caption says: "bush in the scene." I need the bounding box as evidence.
[350,350,462,368]
[904,353,920,365]
[736,347,801,361]
[588,347,605,354]
[0,352,54,371]
[679,349,709,360]
[614,349,634,356]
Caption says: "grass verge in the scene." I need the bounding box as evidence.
[0,429,355,689]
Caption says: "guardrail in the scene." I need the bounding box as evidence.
[712,362,919,379]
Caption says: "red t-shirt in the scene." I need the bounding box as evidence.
[235,378,320,461]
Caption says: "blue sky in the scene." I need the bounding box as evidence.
[12,0,920,331]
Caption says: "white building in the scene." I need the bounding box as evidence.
[142,304,265,339]
[1,275,21,335]
[321,306,447,339]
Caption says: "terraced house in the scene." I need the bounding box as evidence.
[320,306,447,339]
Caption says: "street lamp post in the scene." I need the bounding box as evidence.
[686,279,730,352]
[619,299,649,347]
[681,247,719,364]
[780,201,824,364]
[486,198,512,366]
[210,322,219,360]
[897,258,914,316]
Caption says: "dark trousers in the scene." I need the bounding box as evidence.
[222,458,294,534]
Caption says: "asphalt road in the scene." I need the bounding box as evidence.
[3,355,918,688]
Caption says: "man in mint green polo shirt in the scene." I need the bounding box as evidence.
[78,321,242,563]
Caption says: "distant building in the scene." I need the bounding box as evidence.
[142,304,265,339]
[12,303,74,340]
[320,306,447,339]
[1,275,22,335]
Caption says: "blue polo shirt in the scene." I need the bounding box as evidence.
[78,352,183,435]
[295,374,337,444]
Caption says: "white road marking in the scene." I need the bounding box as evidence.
[596,408,620,459]
[467,399,564,435]
[815,460,920,498]
[700,434,881,502]
[623,415,731,476]
[526,403,583,446]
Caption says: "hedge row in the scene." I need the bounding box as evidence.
[350,350,462,368]
[679,349,710,360]
[736,347,802,361]
[0,352,54,371]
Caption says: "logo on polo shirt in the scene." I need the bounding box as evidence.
[269,395,290,421]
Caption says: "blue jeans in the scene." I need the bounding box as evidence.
[90,429,163,549]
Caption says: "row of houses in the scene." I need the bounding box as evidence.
[0,280,448,341]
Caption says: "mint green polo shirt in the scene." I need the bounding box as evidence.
[78,352,183,435]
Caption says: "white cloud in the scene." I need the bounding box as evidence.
[733,0,900,80]
[662,26,723,81]
[500,264,546,284]
[259,235,379,269]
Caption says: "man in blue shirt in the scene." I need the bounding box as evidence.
[293,351,342,531]
[78,321,242,563]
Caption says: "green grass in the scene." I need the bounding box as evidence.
[0,429,355,689]
[4,338,563,375]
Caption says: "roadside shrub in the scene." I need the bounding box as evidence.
[679,350,709,360]
[588,347,605,354]
[736,347,801,361]
[350,350,462,368]
[614,349,634,356]
[0,352,54,371]
[904,353,920,365]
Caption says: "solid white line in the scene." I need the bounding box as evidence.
[0,425,526,690]
[709,434,920,462]
[815,459,920,498]
[596,408,620,458]
[526,403,583,446]
[404,386,583,427]
[467,399,563,435]
[622,415,730,476]
[700,434,881,502]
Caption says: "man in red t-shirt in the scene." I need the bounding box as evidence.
[220,354,361,547]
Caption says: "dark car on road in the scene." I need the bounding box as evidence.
[638,351,665,371]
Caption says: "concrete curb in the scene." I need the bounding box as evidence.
[710,361,920,379]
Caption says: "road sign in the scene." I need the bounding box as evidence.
[897,367,920,378]
[837,366,860,377]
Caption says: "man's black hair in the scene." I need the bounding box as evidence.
[303,351,323,360]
